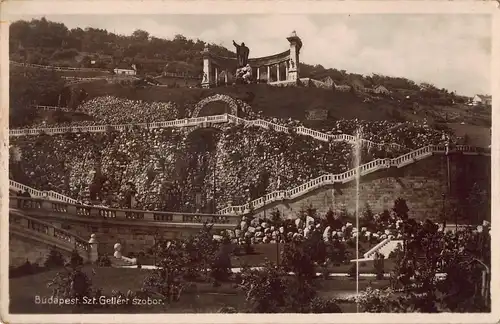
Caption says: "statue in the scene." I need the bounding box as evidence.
[233,40,250,68]
[235,64,252,84]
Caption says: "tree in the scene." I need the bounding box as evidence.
[281,239,316,280]
[132,29,150,41]
[44,246,65,268]
[467,182,489,225]
[238,261,341,313]
[270,209,282,226]
[142,223,224,302]
[9,66,66,127]
[362,214,491,313]
[361,202,375,230]
[393,197,409,220]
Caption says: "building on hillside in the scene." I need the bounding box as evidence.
[333,82,352,92]
[305,108,329,120]
[373,85,390,95]
[113,63,137,76]
[349,78,365,92]
[472,94,492,106]
[322,76,334,88]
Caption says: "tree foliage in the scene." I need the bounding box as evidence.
[9,66,66,126]
[10,18,234,75]
[359,203,491,313]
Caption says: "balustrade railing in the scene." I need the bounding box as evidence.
[9,196,240,225]
[218,144,490,215]
[10,142,489,218]
[10,60,109,73]
[9,211,91,256]
[9,112,490,216]
[9,113,404,150]
[33,105,70,112]
[9,179,82,205]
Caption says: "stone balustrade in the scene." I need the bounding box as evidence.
[10,196,240,225]
[9,144,489,218]
[217,144,490,215]
[9,113,488,215]
[9,113,405,151]
[9,210,91,259]
[9,179,82,204]
[33,105,70,112]
[10,60,109,73]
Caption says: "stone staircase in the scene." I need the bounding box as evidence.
[9,209,96,263]
[219,144,488,215]
[9,143,489,215]
[8,113,489,215]
[351,239,403,262]
[9,179,82,204]
[9,113,404,150]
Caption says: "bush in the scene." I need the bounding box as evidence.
[9,260,42,278]
[308,297,343,313]
[374,258,384,280]
[348,263,356,278]
[97,255,111,267]
[218,306,237,313]
[244,238,255,255]
[210,247,232,282]
[44,247,65,269]
[68,249,84,268]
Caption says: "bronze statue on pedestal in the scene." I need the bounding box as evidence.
[233,40,249,68]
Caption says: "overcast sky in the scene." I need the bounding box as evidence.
[9,14,492,96]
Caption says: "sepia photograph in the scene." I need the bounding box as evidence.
[0,1,498,323]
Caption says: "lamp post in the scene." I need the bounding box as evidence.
[213,152,217,214]
[441,193,446,228]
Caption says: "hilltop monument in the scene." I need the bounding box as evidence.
[233,40,250,68]
[201,31,302,88]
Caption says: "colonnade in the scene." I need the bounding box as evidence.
[201,31,302,88]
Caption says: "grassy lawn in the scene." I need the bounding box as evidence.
[9,265,390,313]
[445,123,491,147]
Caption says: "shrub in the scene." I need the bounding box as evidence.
[68,249,84,268]
[348,263,356,278]
[210,245,232,283]
[218,306,237,313]
[44,247,65,269]
[244,238,255,255]
[96,255,112,267]
[281,240,316,280]
[48,263,93,303]
[308,297,343,313]
[374,253,385,280]
[10,260,42,278]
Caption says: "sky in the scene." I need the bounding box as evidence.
[9,14,492,96]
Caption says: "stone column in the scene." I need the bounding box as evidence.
[287,31,302,83]
[89,233,98,263]
[277,63,281,82]
[215,67,219,86]
[257,67,260,81]
[224,70,228,85]
[285,61,289,81]
[267,65,271,83]
[201,46,212,88]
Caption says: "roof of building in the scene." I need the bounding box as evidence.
[114,63,134,70]
[475,94,492,101]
